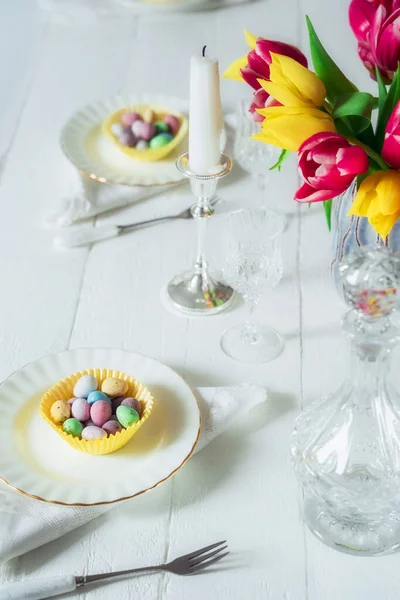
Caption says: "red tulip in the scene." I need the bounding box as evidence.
[382,100,400,168]
[240,38,308,90]
[249,88,280,123]
[349,0,400,81]
[295,133,369,203]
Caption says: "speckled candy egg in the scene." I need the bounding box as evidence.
[87,391,111,406]
[101,377,128,398]
[81,425,107,441]
[131,119,143,137]
[119,129,137,148]
[121,111,141,127]
[143,108,154,123]
[111,123,123,137]
[73,375,98,399]
[90,400,112,427]
[116,405,139,428]
[149,133,173,149]
[71,398,90,422]
[155,120,170,134]
[121,397,142,417]
[139,122,156,141]
[62,418,83,438]
[136,140,149,151]
[102,420,123,436]
[50,400,70,425]
[163,114,180,135]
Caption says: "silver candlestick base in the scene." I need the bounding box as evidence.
[166,153,235,315]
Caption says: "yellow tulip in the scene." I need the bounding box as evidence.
[253,106,336,151]
[258,53,326,108]
[348,170,400,239]
[223,55,248,82]
[244,30,257,49]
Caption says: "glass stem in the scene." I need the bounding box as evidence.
[242,301,260,344]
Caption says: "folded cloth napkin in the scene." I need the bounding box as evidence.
[45,171,182,228]
[0,384,265,563]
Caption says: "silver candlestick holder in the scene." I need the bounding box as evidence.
[166,152,235,315]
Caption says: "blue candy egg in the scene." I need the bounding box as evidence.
[87,390,111,406]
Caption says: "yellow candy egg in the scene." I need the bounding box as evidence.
[50,400,71,425]
[143,108,154,123]
[101,377,128,398]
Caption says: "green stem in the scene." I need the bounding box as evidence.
[347,137,389,171]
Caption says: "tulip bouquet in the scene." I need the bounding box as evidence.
[224,2,400,239]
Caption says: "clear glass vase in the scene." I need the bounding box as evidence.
[292,246,400,556]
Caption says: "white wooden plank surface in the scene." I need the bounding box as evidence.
[0,0,399,598]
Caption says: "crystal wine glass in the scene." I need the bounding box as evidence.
[234,100,280,204]
[220,207,284,363]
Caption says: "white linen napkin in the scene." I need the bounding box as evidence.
[0,384,265,563]
[45,171,182,228]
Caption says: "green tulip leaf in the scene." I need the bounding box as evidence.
[376,63,400,150]
[323,199,332,232]
[306,16,358,105]
[269,148,290,171]
[331,92,374,135]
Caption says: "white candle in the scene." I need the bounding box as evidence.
[188,49,223,175]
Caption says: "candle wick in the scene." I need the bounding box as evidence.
[202,45,207,57]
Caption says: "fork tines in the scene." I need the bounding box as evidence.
[188,540,229,574]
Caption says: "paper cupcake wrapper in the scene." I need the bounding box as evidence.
[40,368,154,455]
[102,104,188,162]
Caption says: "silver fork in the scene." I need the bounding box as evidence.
[0,541,229,600]
[54,196,221,249]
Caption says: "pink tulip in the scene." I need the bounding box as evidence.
[349,0,400,81]
[295,133,369,203]
[240,38,308,90]
[249,88,280,123]
[382,100,400,169]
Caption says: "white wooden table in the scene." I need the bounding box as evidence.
[1,0,399,598]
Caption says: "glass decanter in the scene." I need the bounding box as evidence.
[292,246,400,556]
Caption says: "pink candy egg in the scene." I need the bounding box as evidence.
[102,420,123,436]
[90,400,112,427]
[163,114,180,135]
[121,397,142,416]
[119,129,137,148]
[71,398,90,422]
[81,425,107,440]
[139,122,156,141]
[121,112,141,127]
[67,397,77,405]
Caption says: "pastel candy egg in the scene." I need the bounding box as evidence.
[81,426,107,441]
[50,400,71,425]
[73,375,98,399]
[109,415,118,421]
[121,397,142,416]
[119,129,137,148]
[90,400,112,427]
[131,120,143,137]
[62,418,83,438]
[149,133,173,149]
[84,419,95,427]
[112,395,125,412]
[71,398,90,421]
[155,120,170,134]
[87,391,111,406]
[102,420,123,436]
[121,111,141,127]
[111,123,123,137]
[163,114,180,135]
[116,405,139,428]
[136,140,149,151]
[67,397,77,406]
[143,108,154,123]
[139,122,156,141]
[101,377,128,398]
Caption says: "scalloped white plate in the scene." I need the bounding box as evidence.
[60,94,190,187]
[0,348,200,505]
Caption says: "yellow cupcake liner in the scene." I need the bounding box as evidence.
[40,368,154,456]
[102,104,188,162]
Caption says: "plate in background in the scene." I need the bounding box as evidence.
[0,348,200,505]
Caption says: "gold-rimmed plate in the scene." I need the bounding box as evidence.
[60,94,190,187]
[0,348,200,505]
